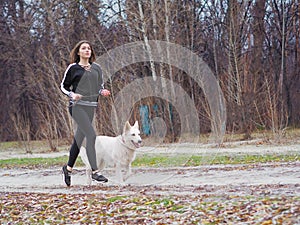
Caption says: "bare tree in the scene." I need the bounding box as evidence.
[1,0,299,145]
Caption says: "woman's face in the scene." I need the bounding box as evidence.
[78,43,92,60]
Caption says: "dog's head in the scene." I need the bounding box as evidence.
[123,120,142,149]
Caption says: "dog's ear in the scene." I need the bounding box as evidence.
[133,120,139,128]
[123,121,131,133]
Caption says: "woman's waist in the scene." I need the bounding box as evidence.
[69,99,98,107]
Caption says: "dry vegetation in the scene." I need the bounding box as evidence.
[0,0,299,151]
[1,187,299,224]
[0,2,299,222]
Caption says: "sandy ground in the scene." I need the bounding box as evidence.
[0,141,299,196]
[0,163,299,195]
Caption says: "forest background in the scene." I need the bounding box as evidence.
[0,0,299,151]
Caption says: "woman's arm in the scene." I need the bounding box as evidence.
[95,63,110,97]
[60,63,75,97]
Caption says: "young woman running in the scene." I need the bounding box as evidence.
[60,40,110,186]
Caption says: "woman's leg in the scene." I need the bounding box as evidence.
[63,105,103,186]
[63,105,107,185]
[73,106,108,182]
[72,105,98,171]
[67,128,85,168]
[66,106,85,169]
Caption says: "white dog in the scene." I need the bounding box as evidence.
[79,121,142,184]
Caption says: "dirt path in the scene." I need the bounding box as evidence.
[0,142,299,196]
[1,162,299,196]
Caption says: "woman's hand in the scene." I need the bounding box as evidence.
[100,89,111,97]
[69,92,82,101]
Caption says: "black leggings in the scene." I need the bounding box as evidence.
[67,105,98,171]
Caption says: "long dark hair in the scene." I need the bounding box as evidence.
[69,40,96,64]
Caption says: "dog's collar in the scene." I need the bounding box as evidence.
[120,135,136,151]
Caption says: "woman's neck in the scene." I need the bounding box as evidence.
[78,59,90,66]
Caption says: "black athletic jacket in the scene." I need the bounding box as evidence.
[60,63,104,103]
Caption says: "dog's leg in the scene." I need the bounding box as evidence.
[98,159,105,171]
[86,168,92,185]
[115,163,124,183]
[80,147,93,185]
[123,164,132,181]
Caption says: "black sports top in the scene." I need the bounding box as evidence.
[60,63,104,103]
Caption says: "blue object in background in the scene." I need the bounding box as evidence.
[153,104,159,116]
[139,105,151,135]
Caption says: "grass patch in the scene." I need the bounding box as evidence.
[0,153,298,169]
[0,156,84,169]
[132,153,299,167]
